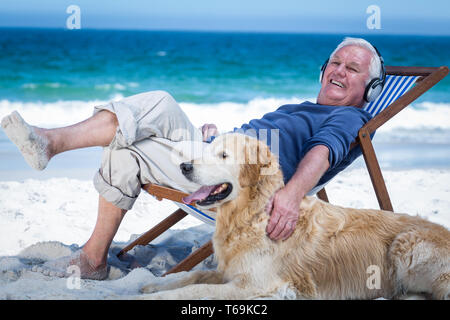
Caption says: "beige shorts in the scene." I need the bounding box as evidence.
[92,90,207,210]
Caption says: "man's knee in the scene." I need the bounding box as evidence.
[139,90,200,142]
[134,90,183,122]
[153,90,181,113]
[152,90,173,100]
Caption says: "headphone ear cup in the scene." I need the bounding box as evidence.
[364,79,383,102]
[365,45,386,102]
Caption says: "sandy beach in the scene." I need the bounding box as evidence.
[0,167,448,299]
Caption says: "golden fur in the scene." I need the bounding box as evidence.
[140,133,450,299]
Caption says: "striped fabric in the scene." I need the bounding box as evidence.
[364,75,419,117]
[179,75,420,226]
[175,203,216,226]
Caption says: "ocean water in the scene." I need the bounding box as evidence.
[0,28,449,180]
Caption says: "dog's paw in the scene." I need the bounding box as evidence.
[140,282,173,294]
[140,278,186,293]
[140,283,160,294]
[136,292,165,300]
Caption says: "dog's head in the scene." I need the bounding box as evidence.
[181,133,282,209]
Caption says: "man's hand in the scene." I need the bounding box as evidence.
[265,187,302,241]
[200,123,218,142]
[265,144,330,241]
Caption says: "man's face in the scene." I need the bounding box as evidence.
[317,45,372,108]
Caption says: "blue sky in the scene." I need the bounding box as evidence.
[0,0,449,35]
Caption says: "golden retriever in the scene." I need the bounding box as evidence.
[140,133,450,299]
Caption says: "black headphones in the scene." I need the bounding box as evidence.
[319,45,386,102]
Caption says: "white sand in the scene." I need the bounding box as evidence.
[0,168,449,299]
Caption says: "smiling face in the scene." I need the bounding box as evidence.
[317,45,373,108]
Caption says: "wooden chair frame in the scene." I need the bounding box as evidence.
[353,66,448,211]
[117,65,449,275]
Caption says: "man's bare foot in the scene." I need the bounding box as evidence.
[1,111,51,171]
[31,249,108,280]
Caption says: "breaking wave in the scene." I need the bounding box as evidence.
[1,97,449,144]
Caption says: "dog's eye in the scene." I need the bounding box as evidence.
[221,152,228,159]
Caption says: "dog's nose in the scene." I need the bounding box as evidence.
[180,162,193,176]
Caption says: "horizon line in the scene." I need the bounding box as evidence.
[0,26,449,37]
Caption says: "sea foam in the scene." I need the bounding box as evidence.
[1,97,450,144]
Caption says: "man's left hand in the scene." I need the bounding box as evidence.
[265,187,302,241]
[200,123,218,142]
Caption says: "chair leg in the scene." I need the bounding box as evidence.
[163,240,214,276]
[117,208,187,257]
[358,130,394,212]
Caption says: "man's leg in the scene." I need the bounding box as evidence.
[1,110,118,170]
[43,109,118,156]
[83,195,127,270]
[4,90,203,279]
[1,90,201,171]
[32,195,126,280]
[1,109,127,279]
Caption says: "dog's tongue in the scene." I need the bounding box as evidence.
[182,185,216,204]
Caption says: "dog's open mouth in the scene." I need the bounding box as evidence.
[182,183,232,206]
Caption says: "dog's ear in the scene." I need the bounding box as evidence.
[239,137,276,187]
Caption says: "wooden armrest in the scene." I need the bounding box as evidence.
[142,184,216,212]
[143,184,189,203]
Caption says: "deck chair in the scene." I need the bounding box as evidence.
[117,65,449,275]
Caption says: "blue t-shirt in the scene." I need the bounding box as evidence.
[233,101,373,186]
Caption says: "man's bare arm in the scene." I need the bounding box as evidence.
[266,144,330,240]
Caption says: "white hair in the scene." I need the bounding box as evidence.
[330,37,382,84]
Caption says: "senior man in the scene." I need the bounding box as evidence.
[1,37,384,280]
